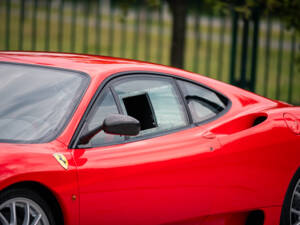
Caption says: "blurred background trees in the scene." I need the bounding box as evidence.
[115,0,300,69]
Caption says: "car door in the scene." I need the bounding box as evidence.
[72,74,228,225]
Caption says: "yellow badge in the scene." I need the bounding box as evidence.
[53,153,68,170]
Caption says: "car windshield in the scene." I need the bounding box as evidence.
[0,63,89,143]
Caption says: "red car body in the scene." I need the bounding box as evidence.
[0,51,299,225]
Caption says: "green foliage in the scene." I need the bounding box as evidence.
[265,0,300,31]
[219,0,300,31]
[115,0,300,30]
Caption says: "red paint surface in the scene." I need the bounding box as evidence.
[0,51,299,225]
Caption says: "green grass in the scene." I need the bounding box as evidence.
[0,1,299,104]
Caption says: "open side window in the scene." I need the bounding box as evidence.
[112,77,188,137]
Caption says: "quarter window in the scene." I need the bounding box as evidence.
[177,80,228,123]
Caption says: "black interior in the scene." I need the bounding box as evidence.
[122,93,157,131]
[252,116,267,127]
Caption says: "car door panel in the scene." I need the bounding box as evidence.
[74,126,220,225]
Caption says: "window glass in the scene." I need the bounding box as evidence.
[178,80,228,123]
[113,77,188,137]
[0,63,88,143]
[84,89,123,146]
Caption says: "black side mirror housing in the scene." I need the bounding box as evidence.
[78,114,140,146]
[103,114,140,136]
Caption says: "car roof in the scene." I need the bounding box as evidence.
[0,51,186,79]
[0,51,278,109]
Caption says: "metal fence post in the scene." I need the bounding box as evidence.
[276,23,284,100]
[157,4,164,63]
[31,0,38,51]
[217,13,226,81]
[263,14,272,97]
[132,3,141,59]
[18,0,25,50]
[95,0,102,54]
[70,0,77,52]
[145,7,153,61]
[205,11,213,76]
[45,0,52,51]
[108,2,115,56]
[193,10,201,73]
[249,9,260,92]
[229,10,239,85]
[5,0,11,50]
[239,16,249,89]
[288,32,296,103]
[58,0,65,52]
[83,0,90,53]
[120,9,128,58]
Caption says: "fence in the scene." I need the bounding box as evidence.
[0,0,299,104]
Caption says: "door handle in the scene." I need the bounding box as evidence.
[202,131,216,139]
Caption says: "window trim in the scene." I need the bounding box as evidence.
[69,71,231,149]
[0,61,90,144]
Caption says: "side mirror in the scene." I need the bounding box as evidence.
[78,114,140,145]
[102,114,140,136]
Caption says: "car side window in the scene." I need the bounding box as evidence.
[177,80,228,123]
[112,77,188,137]
[83,88,124,147]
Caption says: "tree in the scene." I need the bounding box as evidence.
[166,0,188,69]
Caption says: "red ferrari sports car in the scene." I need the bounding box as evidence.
[0,51,299,225]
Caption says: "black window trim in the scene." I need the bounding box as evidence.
[0,61,90,144]
[174,79,193,124]
[69,71,231,149]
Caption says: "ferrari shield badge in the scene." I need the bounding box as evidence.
[53,153,69,170]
